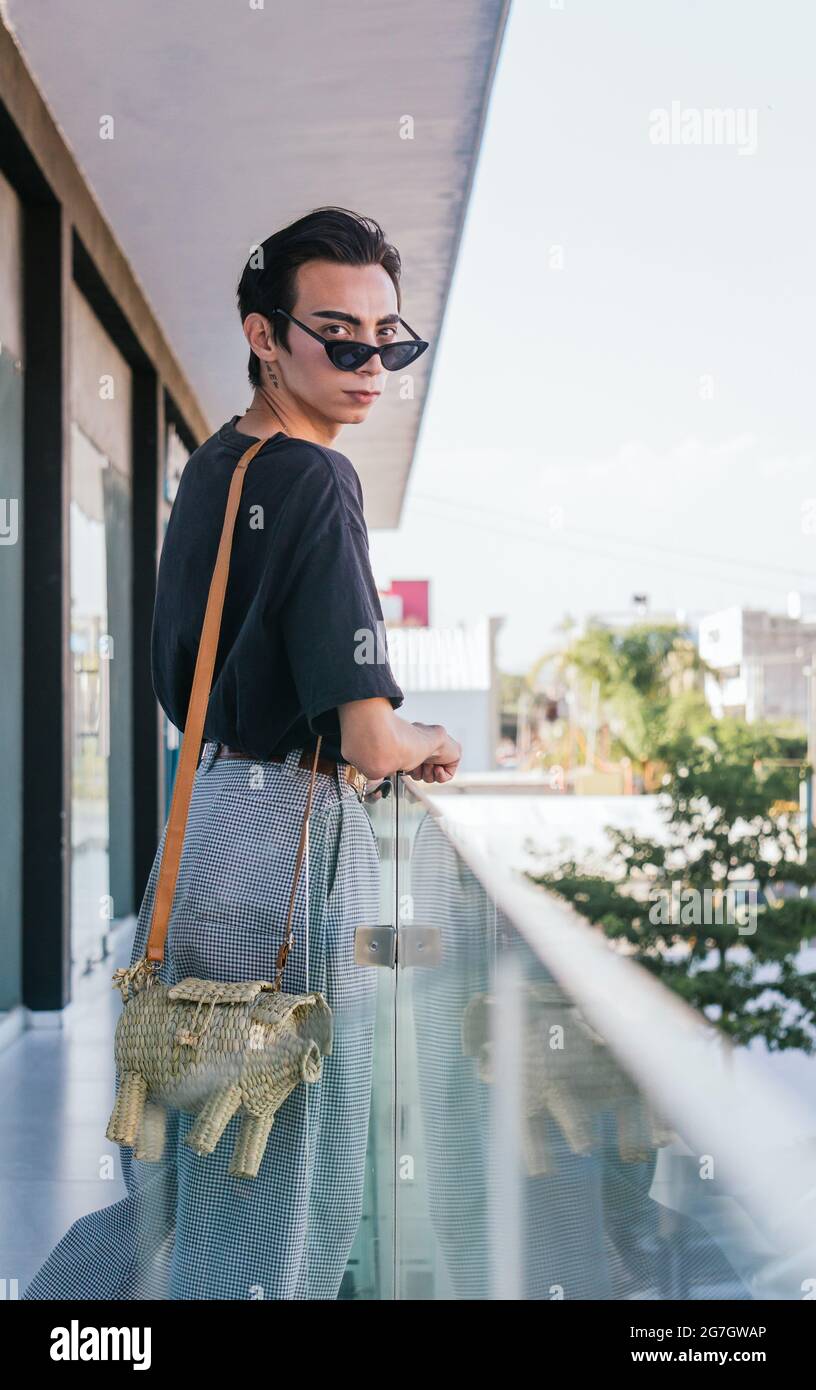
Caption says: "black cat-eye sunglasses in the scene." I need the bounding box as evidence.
[270,307,428,372]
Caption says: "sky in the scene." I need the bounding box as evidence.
[368,0,816,675]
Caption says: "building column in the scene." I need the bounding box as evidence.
[22,201,71,1010]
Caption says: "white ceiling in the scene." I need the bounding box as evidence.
[5,0,509,526]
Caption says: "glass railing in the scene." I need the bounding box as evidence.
[361,770,816,1301]
[22,752,815,1302]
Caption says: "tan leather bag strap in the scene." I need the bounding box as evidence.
[146,437,322,980]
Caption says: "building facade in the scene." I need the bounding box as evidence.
[699,605,816,726]
[0,26,206,1025]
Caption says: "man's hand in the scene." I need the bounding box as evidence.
[405,729,462,784]
[405,761,459,785]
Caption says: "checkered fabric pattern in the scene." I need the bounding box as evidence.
[405,813,612,1299]
[22,743,381,1301]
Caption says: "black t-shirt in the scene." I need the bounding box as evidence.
[151,415,405,762]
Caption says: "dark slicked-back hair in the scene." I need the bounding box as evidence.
[236,206,402,387]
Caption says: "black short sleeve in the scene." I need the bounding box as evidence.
[278,459,405,743]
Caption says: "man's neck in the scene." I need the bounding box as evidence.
[234,388,341,448]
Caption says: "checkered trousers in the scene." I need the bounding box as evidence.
[22,742,381,1301]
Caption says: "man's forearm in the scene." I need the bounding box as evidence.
[339,702,448,780]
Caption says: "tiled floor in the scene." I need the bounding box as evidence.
[0,926,134,1296]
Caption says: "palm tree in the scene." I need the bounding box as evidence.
[540,621,714,788]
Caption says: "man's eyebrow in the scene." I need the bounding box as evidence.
[310,309,400,327]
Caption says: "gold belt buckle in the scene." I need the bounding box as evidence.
[347,764,367,802]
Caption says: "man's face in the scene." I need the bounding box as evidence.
[260,258,399,424]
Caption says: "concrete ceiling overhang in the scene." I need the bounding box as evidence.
[4,0,509,528]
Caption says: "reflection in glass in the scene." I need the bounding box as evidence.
[69,421,132,983]
[392,775,815,1300]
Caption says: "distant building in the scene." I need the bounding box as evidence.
[384,615,505,773]
[699,605,816,724]
[379,579,429,627]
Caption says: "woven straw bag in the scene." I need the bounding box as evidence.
[106,437,333,1179]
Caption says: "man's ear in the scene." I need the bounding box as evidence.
[244,312,276,361]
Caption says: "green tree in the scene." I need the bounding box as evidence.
[555,621,712,773]
[528,719,816,1053]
